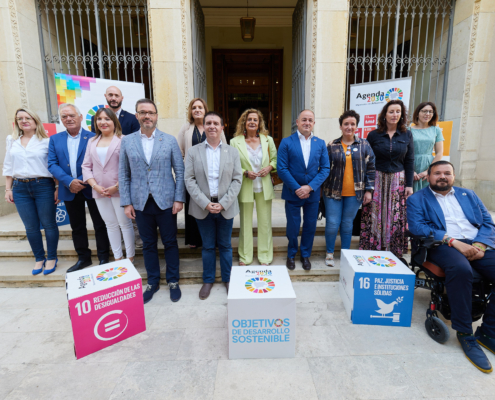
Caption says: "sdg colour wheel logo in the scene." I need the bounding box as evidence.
[368,256,397,268]
[385,88,404,102]
[245,277,275,294]
[97,267,128,282]
[86,105,109,131]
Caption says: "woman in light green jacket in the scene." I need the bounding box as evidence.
[230,109,277,265]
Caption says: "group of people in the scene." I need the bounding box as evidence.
[4,85,495,374]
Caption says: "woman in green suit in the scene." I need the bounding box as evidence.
[230,109,277,266]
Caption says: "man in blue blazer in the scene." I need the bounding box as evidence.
[48,104,110,273]
[407,160,495,373]
[277,110,330,271]
[90,86,141,136]
[120,98,185,304]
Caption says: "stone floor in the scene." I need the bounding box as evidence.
[1,282,495,399]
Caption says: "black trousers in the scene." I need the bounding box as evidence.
[427,240,495,336]
[64,192,110,261]
[184,191,202,247]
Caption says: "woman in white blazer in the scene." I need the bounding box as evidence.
[177,98,226,249]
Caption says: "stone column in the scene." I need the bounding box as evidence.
[444,0,495,192]
[309,0,349,143]
[148,0,194,137]
[0,0,48,215]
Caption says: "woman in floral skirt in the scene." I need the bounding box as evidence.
[359,100,414,259]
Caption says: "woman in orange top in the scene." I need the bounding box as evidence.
[322,110,376,266]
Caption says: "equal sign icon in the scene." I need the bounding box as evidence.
[104,319,120,332]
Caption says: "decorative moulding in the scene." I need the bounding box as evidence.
[8,0,28,108]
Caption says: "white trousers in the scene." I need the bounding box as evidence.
[95,197,135,259]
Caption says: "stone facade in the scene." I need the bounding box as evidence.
[0,0,494,216]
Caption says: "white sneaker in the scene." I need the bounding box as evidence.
[325,253,335,267]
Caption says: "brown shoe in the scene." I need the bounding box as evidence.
[224,282,229,294]
[300,256,311,271]
[286,258,295,270]
[199,283,213,300]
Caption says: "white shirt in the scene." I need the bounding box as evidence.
[96,146,108,165]
[140,129,155,164]
[2,135,52,179]
[430,187,479,240]
[67,128,82,178]
[246,143,263,193]
[205,140,222,197]
[115,109,122,119]
[297,130,313,168]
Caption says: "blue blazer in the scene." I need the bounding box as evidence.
[48,129,94,201]
[277,132,330,203]
[407,186,495,248]
[119,129,185,211]
[91,109,140,136]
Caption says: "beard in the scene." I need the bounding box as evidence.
[107,100,122,110]
[430,180,453,192]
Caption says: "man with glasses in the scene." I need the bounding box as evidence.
[119,99,185,304]
[48,103,110,272]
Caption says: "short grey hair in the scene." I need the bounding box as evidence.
[58,103,82,116]
[297,109,315,119]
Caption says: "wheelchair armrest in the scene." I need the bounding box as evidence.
[406,231,443,249]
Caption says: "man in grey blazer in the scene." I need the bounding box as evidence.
[184,111,242,300]
[119,98,185,304]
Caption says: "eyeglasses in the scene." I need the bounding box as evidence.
[137,111,157,116]
[420,110,434,115]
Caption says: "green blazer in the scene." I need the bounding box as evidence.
[230,134,278,203]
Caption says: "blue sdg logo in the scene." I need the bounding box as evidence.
[86,105,108,131]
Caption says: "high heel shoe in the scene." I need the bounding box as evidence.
[32,259,46,275]
[43,258,58,275]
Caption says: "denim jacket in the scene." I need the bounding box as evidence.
[322,136,376,202]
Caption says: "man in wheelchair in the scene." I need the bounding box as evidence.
[407,160,495,373]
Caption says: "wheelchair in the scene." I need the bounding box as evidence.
[408,233,493,344]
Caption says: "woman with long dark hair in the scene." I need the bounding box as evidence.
[359,100,414,259]
[411,101,444,192]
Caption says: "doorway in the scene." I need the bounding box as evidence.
[212,49,283,146]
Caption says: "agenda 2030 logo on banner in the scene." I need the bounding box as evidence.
[385,87,404,102]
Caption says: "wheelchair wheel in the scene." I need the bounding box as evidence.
[425,316,450,344]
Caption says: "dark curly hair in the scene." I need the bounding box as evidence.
[339,110,360,126]
[377,100,408,132]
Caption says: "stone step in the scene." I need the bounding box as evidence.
[0,236,359,261]
[0,256,341,288]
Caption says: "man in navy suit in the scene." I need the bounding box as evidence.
[277,110,330,271]
[408,160,495,373]
[90,86,140,136]
[48,104,110,273]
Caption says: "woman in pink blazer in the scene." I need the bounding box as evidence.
[82,108,135,262]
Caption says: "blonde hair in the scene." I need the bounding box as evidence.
[234,109,269,137]
[92,108,122,140]
[13,108,48,140]
[187,98,209,124]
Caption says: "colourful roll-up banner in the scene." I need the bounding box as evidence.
[349,77,413,139]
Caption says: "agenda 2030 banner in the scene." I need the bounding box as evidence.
[349,77,413,139]
[54,73,145,132]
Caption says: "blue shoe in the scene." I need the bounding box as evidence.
[143,283,160,304]
[32,259,46,275]
[168,282,181,302]
[475,326,495,356]
[457,332,493,373]
[43,258,58,275]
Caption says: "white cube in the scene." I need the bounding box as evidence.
[228,265,296,359]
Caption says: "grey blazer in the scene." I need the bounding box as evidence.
[184,142,242,220]
[119,129,185,211]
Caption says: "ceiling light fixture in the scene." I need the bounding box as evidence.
[240,0,255,42]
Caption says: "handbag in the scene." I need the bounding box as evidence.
[267,142,283,186]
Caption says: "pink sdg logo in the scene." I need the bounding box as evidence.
[97,267,128,282]
[245,277,275,293]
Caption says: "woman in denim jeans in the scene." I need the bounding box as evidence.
[322,110,375,266]
[3,108,59,275]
